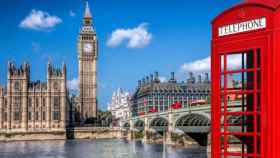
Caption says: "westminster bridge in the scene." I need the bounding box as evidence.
[120,101,241,146]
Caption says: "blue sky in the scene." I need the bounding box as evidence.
[0,0,241,110]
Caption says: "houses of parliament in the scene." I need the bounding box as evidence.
[0,2,97,133]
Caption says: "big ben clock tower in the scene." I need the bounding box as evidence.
[78,1,97,120]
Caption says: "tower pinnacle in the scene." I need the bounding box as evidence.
[84,1,92,19]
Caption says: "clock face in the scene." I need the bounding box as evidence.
[83,43,93,53]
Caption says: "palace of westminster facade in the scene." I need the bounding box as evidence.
[0,2,97,132]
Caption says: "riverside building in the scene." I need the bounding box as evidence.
[130,72,210,117]
[0,62,68,132]
[107,88,131,121]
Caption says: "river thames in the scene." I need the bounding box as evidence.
[0,139,207,158]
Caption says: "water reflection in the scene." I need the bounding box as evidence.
[0,139,207,158]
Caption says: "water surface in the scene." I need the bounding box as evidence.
[0,139,207,158]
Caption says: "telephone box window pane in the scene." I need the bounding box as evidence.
[228,135,254,153]
[226,95,247,112]
[225,71,254,91]
[226,73,242,90]
[226,114,255,133]
[226,54,243,71]
[257,135,261,155]
[226,50,254,71]
[221,74,224,90]
[246,93,255,112]
[257,114,261,133]
[257,49,261,68]
[245,50,254,69]
[246,71,255,90]
[257,70,261,90]
[221,135,255,154]
[257,92,261,112]
[221,55,225,72]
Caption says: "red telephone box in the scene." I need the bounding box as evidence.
[211,0,280,157]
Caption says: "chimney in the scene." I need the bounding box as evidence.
[169,72,176,83]
[142,78,146,85]
[171,72,175,80]
[154,71,160,82]
[187,72,195,84]
[198,74,202,83]
[204,73,210,83]
[150,74,154,83]
[146,76,149,84]
[138,80,142,87]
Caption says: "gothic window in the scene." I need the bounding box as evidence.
[14,97,21,121]
[35,98,39,108]
[3,112,7,122]
[28,97,32,121]
[53,96,60,121]
[28,112,32,121]
[42,111,46,121]
[28,98,32,107]
[14,81,20,91]
[35,111,39,121]
[53,82,59,91]
[42,97,46,121]
[42,98,46,107]
[3,99,7,109]
[14,111,20,121]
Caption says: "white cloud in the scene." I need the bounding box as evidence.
[159,76,167,82]
[70,10,76,17]
[19,9,62,30]
[107,23,152,48]
[180,55,242,74]
[67,78,79,95]
[181,57,211,73]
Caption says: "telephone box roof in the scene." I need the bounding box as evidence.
[245,0,280,8]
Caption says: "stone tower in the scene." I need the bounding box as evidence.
[77,1,98,120]
[7,61,30,130]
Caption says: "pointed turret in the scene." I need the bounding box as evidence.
[84,1,92,18]
[83,1,93,26]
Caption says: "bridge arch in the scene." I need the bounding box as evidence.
[134,119,144,131]
[122,122,130,129]
[174,113,211,146]
[175,113,210,128]
[149,117,168,132]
